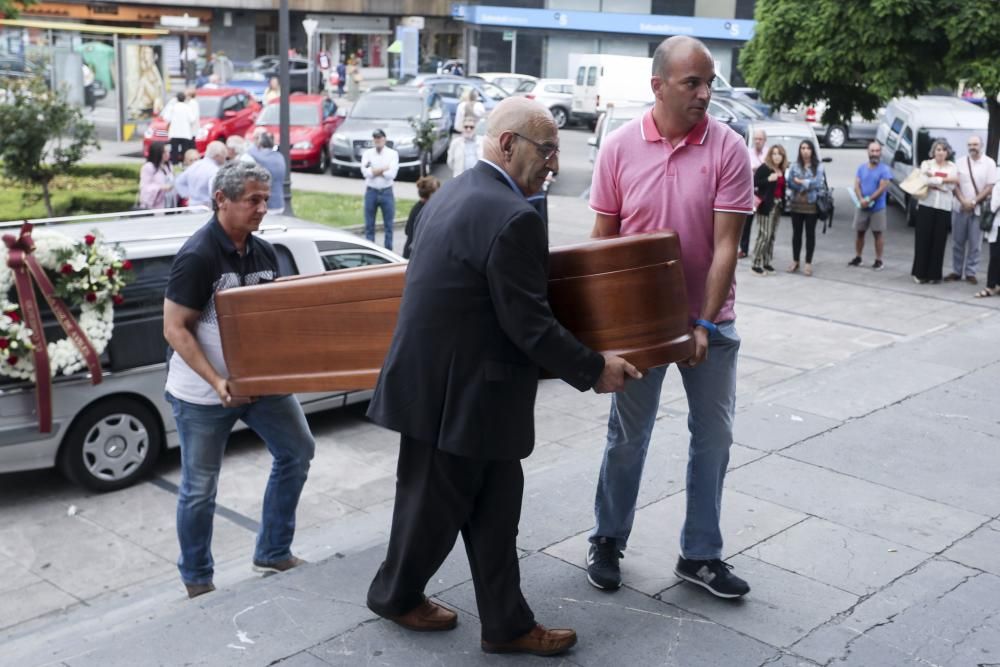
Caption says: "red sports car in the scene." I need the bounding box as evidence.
[143,87,261,157]
[245,94,343,172]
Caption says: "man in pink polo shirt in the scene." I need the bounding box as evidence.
[585,35,753,599]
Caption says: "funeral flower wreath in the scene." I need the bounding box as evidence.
[0,229,133,381]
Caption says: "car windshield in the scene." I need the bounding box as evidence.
[197,97,222,117]
[516,80,536,93]
[257,103,320,126]
[351,95,424,120]
[719,97,764,119]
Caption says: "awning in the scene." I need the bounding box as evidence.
[0,18,169,36]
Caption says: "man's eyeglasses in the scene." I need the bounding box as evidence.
[464,125,476,131]
[512,132,560,161]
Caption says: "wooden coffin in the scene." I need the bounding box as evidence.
[216,231,693,396]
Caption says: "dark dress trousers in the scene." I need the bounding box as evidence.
[366,161,604,642]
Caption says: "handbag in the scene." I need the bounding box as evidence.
[900,168,929,199]
[966,157,994,232]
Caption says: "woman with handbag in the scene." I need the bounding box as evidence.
[912,140,959,284]
[751,144,788,275]
[786,140,825,276]
[975,179,1000,297]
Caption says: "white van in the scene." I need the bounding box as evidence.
[570,54,655,129]
[876,96,988,224]
[0,209,403,492]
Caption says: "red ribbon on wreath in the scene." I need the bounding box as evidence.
[4,222,103,432]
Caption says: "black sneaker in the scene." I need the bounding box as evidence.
[751,266,765,275]
[763,265,776,274]
[673,557,749,599]
[848,256,862,267]
[872,259,884,271]
[586,538,623,590]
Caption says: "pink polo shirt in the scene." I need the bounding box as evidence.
[590,111,753,322]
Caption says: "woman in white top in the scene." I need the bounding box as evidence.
[452,88,485,133]
[912,139,959,284]
[165,91,198,164]
[977,177,1000,297]
[447,119,483,176]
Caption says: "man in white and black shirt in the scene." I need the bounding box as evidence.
[163,161,314,599]
[361,128,400,249]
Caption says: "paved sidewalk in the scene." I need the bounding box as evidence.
[3,189,999,666]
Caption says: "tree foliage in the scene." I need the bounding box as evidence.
[741,0,947,128]
[2,0,34,18]
[0,77,99,216]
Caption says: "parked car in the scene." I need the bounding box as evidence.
[249,55,318,94]
[477,72,537,94]
[413,76,509,127]
[225,69,270,101]
[876,95,988,224]
[328,88,450,178]
[143,87,261,157]
[587,103,652,162]
[780,100,883,148]
[0,208,404,492]
[247,94,343,172]
[707,97,756,139]
[514,78,574,129]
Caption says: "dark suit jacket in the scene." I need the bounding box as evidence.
[367,161,605,460]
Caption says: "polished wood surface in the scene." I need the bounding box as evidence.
[217,232,693,396]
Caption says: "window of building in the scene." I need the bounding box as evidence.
[735,0,757,20]
[651,0,695,16]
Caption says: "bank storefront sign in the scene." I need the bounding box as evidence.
[451,4,755,42]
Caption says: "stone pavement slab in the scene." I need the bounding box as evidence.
[657,554,858,649]
[733,403,841,452]
[544,489,807,596]
[726,454,987,554]
[940,520,1000,577]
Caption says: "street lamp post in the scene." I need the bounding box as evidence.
[278,0,294,215]
[303,19,318,96]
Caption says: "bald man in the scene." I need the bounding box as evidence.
[365,97,639,657]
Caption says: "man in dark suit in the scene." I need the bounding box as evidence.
[365,97,641,657]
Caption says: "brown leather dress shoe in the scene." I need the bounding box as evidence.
[944,273,961,281]
[253,555,307,574]
[481,624,578,656]
[184,582,216,599]
[384,598,458,632]
[966,276,978,285]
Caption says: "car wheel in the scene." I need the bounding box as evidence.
[550,106,568,129]
[58,397,162,493]
[826,125,847,148]
[316,148,330,174]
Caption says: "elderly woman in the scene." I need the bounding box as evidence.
[912,139,959,284]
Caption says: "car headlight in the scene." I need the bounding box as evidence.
[197,123,213,140]
[332,134,350,147]
[292,141,313,150]
[394,139,414,150]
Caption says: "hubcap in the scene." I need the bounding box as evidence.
[81,413,149,482]
[828,127,846,147]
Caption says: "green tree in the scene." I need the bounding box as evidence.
[0,77,99,216]
[2,0,34,18]
[740,0,946,131]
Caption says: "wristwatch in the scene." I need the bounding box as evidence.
[693,318,718,335]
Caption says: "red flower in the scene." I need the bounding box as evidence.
[7,355,17,365]
[8,312,20,323]
[112,294,124,305]
[84,234,96,246]
[85,293,97,303]
[122,259,133,271]
[61,263,74,274]
[106,268,115,278]
[0,339,8,349]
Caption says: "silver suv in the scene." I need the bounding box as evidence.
[0,208,403,492]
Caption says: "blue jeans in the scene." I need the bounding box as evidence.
[364,186,395,250]
[166,393,315,585]
[591,321,740,560]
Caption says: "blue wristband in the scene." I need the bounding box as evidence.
[693,319,718,335]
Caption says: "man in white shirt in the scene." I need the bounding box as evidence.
[948,135,997,284]
[361,129,400,249]
[164,91,198,164]
[740,128,767,258]
[176,141,227,207]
